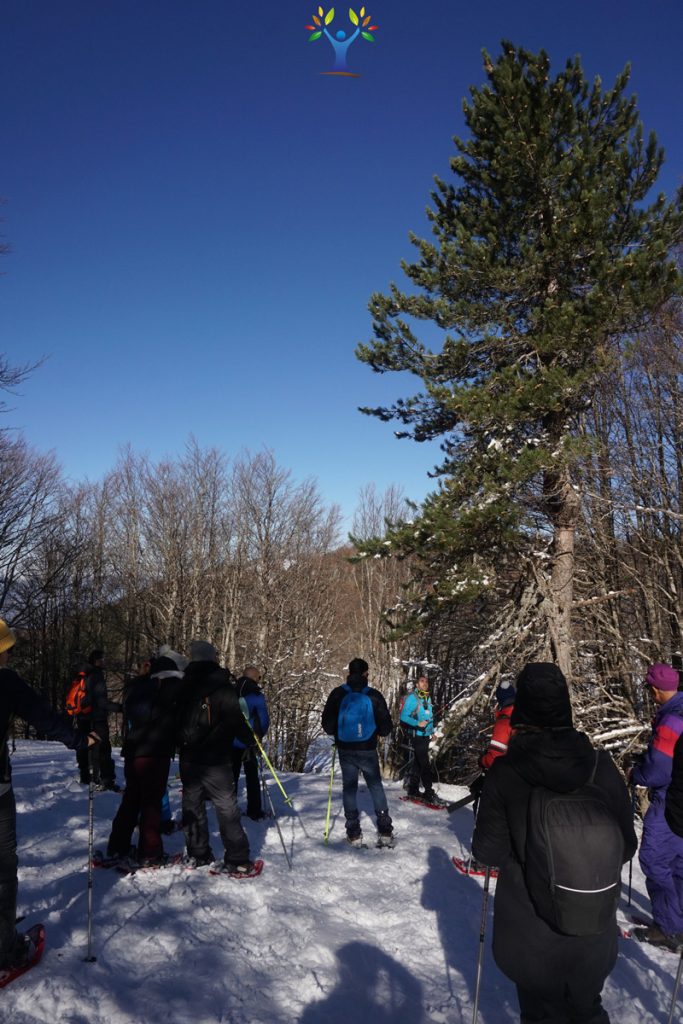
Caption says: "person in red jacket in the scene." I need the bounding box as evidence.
[480,680,516,771]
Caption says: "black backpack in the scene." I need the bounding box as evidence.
[524,751,624,936]
[179,693,213,749]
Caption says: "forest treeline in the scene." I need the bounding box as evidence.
[2,307,682,779]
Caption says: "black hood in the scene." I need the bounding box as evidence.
[507,728,596,793]
[182,660,231,699]
[511,662,573,729]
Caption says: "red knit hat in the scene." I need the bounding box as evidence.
[645,663,679,691]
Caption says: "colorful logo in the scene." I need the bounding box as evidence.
[306,7,379,77]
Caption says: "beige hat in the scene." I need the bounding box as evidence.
[0,620,17,655]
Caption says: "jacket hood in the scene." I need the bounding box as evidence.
[506,728,596,793]
[182,660,231,698]
[235,675,262,697]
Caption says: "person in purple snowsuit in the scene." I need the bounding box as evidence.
[632,662,683,948]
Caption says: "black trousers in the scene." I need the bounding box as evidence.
[180,760,250,866]
[231,747,262,817]
[0,789,19,969]
[76,718,116,785]
[407,735,433,793]
[517,985,610,1023]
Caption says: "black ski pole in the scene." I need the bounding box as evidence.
[668,947,683,1024]
[472,866,491,1024]
[84,745,96,963]
[258,755,292,870]
[447,792,477,814]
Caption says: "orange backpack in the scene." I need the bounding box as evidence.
[66,671,92,717]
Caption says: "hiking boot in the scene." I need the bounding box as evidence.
[346,833,365,848]
[221,860,257,876]
[422,790,448,807]
[247,810,267,821]
[376,833,395,849]
[138,853,168,869]
[181,853,213,869]
[640,925,683,950]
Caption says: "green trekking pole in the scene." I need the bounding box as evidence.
[323,744,337,844]
[252,733,292,807]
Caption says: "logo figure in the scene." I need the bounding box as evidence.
[306,7,379,77]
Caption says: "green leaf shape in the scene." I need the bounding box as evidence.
[325,7,335,24]
[308,29,322,40]
[361,30,374,41]
[349,8,359,24]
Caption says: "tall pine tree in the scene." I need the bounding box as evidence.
[356,43,682,677]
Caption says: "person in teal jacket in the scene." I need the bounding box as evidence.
[400,676,443,804]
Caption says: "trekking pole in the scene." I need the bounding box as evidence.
[471,866,491,1024]
[251,733,292,807]
[84,746,97,963]
[627,785,637,906]
[323,744,337,844]
[464,796,480,876]
[667,947,683,1024]
[258,756,292,870]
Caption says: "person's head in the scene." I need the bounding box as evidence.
[150,655,179,677]
[495,680,516,709]
[135,655,152,677]
[0,620,17,667]
[416,675,429,697]
[89,649,104,668]
[243,665,261,683]
[348,657,369,678]
[510,662,572,730]
[189,640,218,664]
[645,663,680,705]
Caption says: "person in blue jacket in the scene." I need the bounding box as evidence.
[400,675,442,804]
[632,662,683,948]
[232,666,270,820]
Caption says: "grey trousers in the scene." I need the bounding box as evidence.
[180,760,250,866]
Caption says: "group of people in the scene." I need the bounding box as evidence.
[2,612,683,1023]
[99,643,271,872]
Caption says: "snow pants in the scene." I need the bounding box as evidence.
[108,756,170,859]
[406,735,433,795]
[180,760,250,866]
[639,800,683,935]
[517,986,609,1023]
[232,747,262,818]
[339,749,392,838]
[0,789,19,969]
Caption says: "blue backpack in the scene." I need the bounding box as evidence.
[337,684,376,742]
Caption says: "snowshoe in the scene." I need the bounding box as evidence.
[399,794,449,812]
[0,924,46,989]
[209,858,264,879]
[346,834,367,849]
[376,833,396,849]
[451,855,498,878]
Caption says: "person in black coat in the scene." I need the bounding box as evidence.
[75,650,122,790]
[321,657,394,845]
[107,655,185,865]
[176,642,256,873]
[0,620,98,973]
[472,662,637,1024]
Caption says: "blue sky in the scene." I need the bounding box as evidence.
[3,0,682,526]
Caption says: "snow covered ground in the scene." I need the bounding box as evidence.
[3,740,681,1023]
